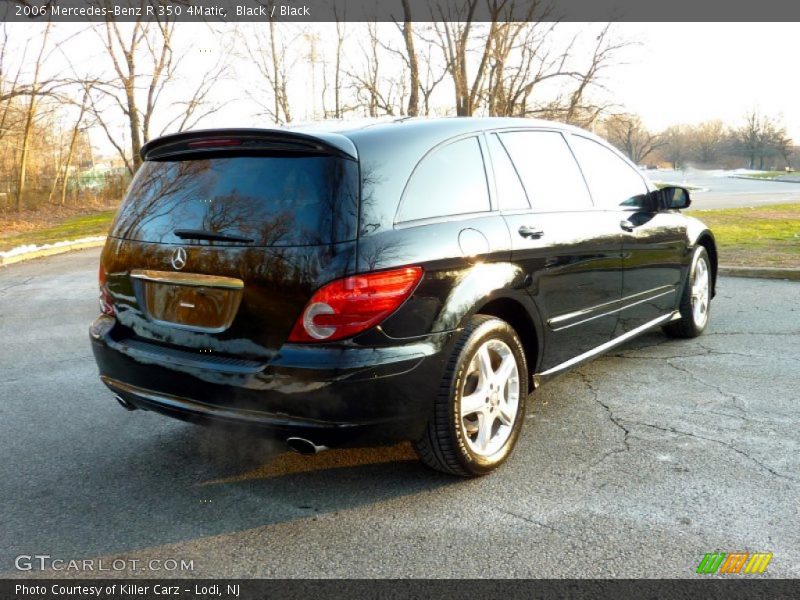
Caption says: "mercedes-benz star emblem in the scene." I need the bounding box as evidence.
[171,247,187,270]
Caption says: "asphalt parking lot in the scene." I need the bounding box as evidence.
[1,248,798,578]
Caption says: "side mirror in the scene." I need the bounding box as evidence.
[658,186,691,210]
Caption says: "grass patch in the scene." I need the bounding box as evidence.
[737,171,797,180]
[687,203,800,268]
[0,210,115,253]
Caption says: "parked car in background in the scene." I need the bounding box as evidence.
[90,117,717,476]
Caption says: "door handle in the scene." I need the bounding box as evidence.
[518,225,544,239]
[620,220,635,232]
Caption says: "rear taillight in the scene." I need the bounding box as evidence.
[288,266,423,343]
[98,265,114,316]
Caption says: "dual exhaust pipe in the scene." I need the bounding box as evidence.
[114,394,327,455]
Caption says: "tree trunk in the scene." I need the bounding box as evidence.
[401,0,419,117]
[15,97,36,211]
[13,23,50,211]
[333,15,344,119]
[455,55,470,116]
[60,95,88,206]
[125,81,142,172]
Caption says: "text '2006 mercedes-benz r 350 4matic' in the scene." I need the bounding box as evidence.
[90,117,717,477]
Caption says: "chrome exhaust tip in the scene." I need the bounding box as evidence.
[286,437,328,455]
[114,394,138,411]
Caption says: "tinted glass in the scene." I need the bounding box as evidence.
[397,136,490,222]
[499,131,592,212]
[569,135,649,209]
[110,155,359,246]
[487,133,529,211]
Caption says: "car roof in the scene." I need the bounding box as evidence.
[288,116,587,146]
[142,117,597,163]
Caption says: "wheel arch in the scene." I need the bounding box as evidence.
[472,295,543,379]
[695,230,718,297]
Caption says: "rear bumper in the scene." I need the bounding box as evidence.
[90,316,452,447]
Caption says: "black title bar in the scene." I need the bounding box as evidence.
[2,0,800,23]
[3,579,800,600]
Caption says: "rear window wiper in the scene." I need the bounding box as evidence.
[174,229,254,244]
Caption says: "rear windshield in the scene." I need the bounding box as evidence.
[110,155,359,246]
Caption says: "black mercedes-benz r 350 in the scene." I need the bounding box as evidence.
[90,117,717,476]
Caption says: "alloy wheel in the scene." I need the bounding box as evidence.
[692,257,710,327]
[459,339,520,457]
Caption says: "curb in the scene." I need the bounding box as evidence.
[730,175,800,184]
[0,237,106,267]
[719,266,800,281]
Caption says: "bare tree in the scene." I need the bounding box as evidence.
[55,89,90,205]
[559,25,626,126]
[524,24,629,126]
[427,3,627,121]
[70,9,174,174]
[79,2,230,175]
[759,119,792,169]
[349,22,401,116]
[773,130,794,168]
[603,113,663,164]
[0,24,92,211]
[418,37,448,116]
[0,25,26,151]
[731,108,792,170]
[690,120,725,165]
[733,108,762,169]
[484,20,532,116]
[662,125,691,170]
[243,20,296,124]
[430,1,487,116]
[0,24,59,105]
[0,24,24,124]
[15,22,52,211]
[159,38,231,134]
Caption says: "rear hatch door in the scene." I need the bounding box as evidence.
[102,129,359,360]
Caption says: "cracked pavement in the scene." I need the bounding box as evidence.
[1,248,798,578]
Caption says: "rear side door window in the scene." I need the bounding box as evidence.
[486,133,530,211]
[568,135,650,210]
[498,131,593,212]
[397,136,491,223]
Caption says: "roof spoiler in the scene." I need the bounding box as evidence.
[140,128,358,161]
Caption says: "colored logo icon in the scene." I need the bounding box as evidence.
[697,552,772,574]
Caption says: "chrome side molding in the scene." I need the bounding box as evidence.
[547,285,676,331]
[533,311,679,388]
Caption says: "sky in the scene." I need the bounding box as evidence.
[609,23,800,139]
[5,21,800,154]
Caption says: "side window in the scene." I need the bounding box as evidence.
[569,135,649,209]
[397,136,490,222]
[499,131,592,212]
[487,133,529,211]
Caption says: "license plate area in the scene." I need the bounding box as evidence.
[130,270,243,333]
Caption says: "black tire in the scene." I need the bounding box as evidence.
[412,315,528,477]
[663,246,712,339]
